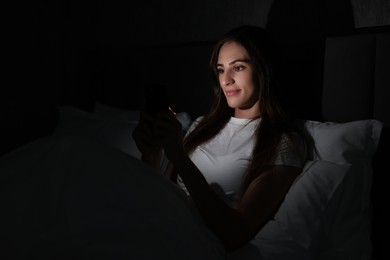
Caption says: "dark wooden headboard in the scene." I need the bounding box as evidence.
[322,28,390,127]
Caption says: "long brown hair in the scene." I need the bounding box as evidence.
[184,25,306,192]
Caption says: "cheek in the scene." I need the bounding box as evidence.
[245,83,259,102]
[242,75,257,93]
[248,74,259,96]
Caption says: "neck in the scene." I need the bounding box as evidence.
[234,104,261,119]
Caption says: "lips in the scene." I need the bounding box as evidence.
[225,89,241,96]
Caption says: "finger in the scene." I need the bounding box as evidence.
[133,129,159,149]
[133,123,154,140]
[139,111,156,124]
[155,111,181,129]
[133,126,155,145]
[156,109,176,120]
[154,120,180,140]
[154,122,183,147]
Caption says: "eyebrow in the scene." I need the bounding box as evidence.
[217,59,251,67]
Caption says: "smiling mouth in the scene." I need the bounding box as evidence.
[225,89,241,96]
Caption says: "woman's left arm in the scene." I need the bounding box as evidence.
[175,157,301,251]
[233,165,301,248]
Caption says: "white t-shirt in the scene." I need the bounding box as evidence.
[177,116,306,208]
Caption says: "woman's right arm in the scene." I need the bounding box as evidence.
[132,111,163,171]
[163,115,203,182]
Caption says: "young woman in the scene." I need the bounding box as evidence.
[132,25,309,251]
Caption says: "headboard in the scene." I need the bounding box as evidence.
[322,28,390,126]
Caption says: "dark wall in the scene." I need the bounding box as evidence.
[266,0,355,120]
[0,0,381,155]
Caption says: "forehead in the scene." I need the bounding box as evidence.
[217,41,249,64]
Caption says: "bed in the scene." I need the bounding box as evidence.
[1,26,389,259]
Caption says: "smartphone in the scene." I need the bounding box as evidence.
[143,84,169,116]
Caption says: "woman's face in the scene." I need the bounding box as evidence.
[217,41,260,118]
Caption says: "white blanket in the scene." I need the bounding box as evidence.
[0,134,225,259]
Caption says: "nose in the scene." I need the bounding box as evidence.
[220,71,234,87]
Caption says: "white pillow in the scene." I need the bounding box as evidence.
[305,119,382,164]
[227,119,383,260]
[305,119,382,259]
[54,106,142,159]
[227,160,351,260]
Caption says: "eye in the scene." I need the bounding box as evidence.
[216,68,224,74]
[234,65,245,72]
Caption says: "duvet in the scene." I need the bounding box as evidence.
[0,134,225,259]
